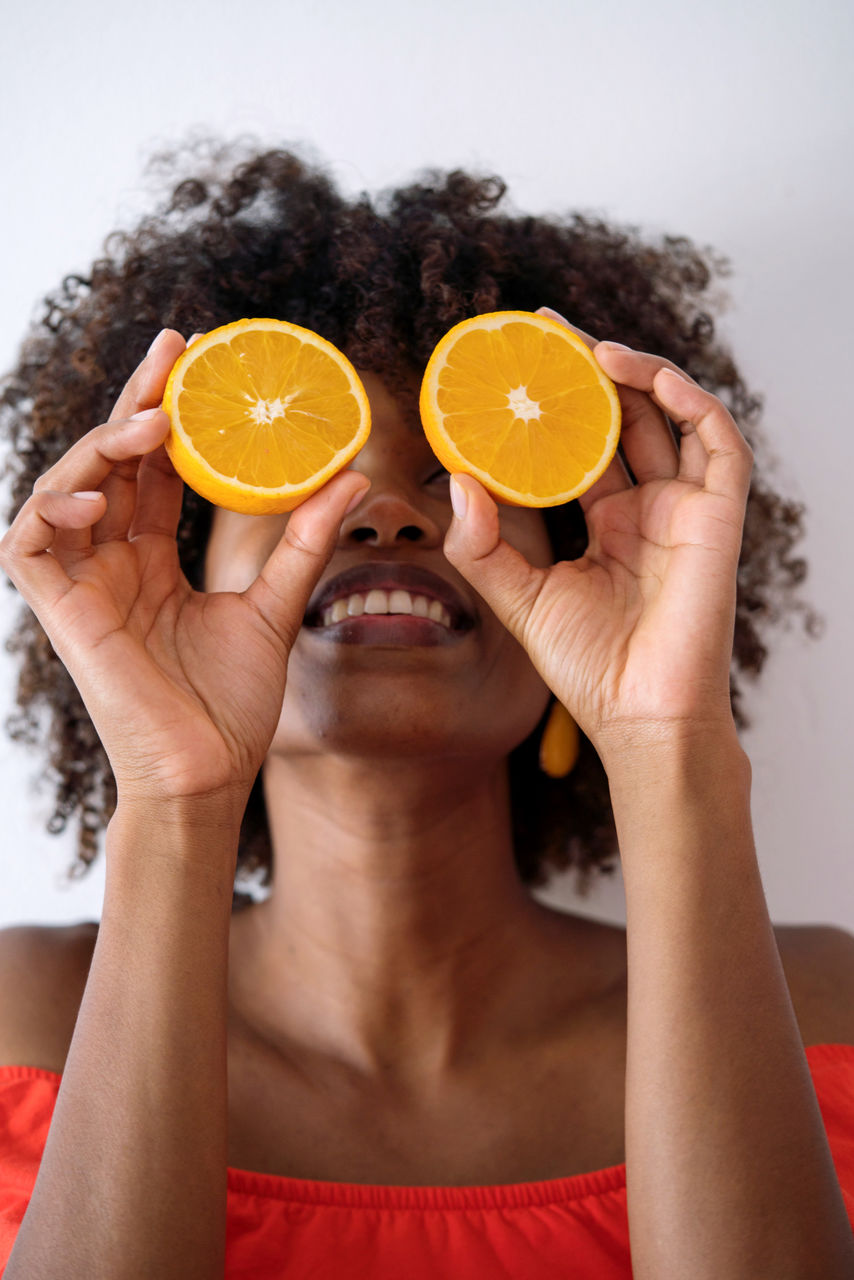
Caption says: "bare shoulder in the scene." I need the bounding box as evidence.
[773,923,854,1048]
[0,920,99,1072]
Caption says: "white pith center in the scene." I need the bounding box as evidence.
[507,385,540,421]
[248,393,298,426]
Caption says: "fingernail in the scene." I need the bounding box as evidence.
[537,306,569,324]
[130,407,161,421]
[449,475,468,520]
[147,328,168,357]
[71,491,103,502]
[598,341,631,352]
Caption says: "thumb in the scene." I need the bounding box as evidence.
[244,470,370,645]
[443,474,546,645]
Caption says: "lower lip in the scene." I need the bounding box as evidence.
[305,615,466,646]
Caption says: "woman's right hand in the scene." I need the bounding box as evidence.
[0,330,369,818]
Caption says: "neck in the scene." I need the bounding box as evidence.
[228,751,556,1083]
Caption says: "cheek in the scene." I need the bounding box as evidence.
[204,549,257,595]
[204,513,288,594]
[498,508,553,569]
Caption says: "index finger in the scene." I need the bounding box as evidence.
[652,367,753,500]
[108,328,186,422]
[592,342,702,416]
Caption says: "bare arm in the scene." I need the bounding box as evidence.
[0,330,368,1277]
[5,801,240,1280]
[444,318,854,1274]
[612,730,854,1279]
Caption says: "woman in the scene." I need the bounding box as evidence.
[0,143,852,1278]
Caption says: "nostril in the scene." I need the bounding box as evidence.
[348,525,424,544]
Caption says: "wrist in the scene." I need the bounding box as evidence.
[604,719,752,825]
[112,786,249,838]
[595,714,747,784]
[105,795,245,894]
[604,724,754,877]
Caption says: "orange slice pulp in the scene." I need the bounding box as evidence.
[419,310,621,507]
[162,318,371,515]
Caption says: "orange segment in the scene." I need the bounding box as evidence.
[419,311,621,506]
[162,318,370,514]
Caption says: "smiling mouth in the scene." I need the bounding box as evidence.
[303,560,476,644]
[317,588,453,629]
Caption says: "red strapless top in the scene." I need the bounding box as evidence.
[1,1046,852,1277]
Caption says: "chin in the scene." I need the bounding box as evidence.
[268,700,543,769]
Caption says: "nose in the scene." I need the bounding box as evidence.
[338,479,444,548]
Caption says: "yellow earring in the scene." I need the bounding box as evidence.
[539,700,580,778]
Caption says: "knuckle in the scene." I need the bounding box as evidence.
[0,524,23,568]
[283,522,320,559]
[91,419,116,445]
[32,420,112,494]
[24,487,50,512]
[20,487,54,522]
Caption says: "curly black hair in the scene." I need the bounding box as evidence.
[0,137,817,912]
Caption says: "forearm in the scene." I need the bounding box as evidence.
[6,801,241,1280]
[611,728,854,1279]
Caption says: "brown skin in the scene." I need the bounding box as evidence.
[202,326,730,1100]
[210,370,626,1092]
[2,325,852,1276]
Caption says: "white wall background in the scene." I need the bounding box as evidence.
[0,0,851,930]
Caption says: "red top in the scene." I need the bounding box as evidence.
[1,1046,852,1277]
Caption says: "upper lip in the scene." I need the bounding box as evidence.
[304,561,476,630]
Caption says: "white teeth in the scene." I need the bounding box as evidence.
[389,589,414,614]
[364,588,388,614]
[320,589,453,628]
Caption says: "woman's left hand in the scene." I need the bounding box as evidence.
[442,309,754,766]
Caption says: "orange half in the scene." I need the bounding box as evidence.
[162,318,371,514]
[419,311,621,506]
